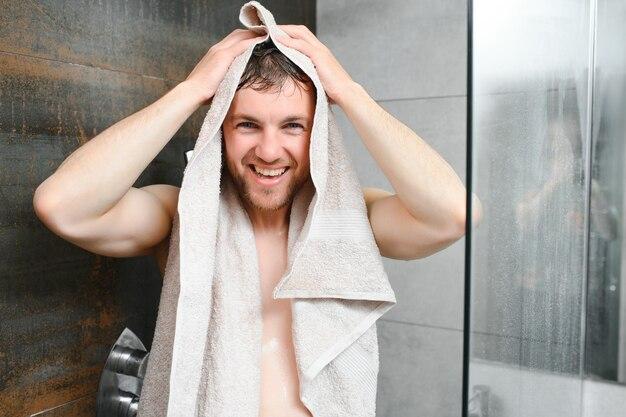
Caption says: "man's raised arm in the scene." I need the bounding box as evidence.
[33,29,265,257]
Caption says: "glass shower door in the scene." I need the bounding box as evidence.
[465,0,600,415]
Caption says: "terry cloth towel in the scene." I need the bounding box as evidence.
[137,2,397,416]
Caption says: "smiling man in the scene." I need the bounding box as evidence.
[220,45,316,229]
[33,25,481,417]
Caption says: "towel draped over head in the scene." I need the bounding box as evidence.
[137,2,397,416]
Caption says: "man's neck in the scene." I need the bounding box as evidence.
[244,203,291,236]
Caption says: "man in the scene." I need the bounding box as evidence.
[33,26,481,416]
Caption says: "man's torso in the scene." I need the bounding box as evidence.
[154,228,312,417]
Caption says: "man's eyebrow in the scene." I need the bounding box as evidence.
[231,113,309,123]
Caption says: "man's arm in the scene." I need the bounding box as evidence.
[33,82,201,257]
[337,83,483,260]
[274,25,482,261]
[33,29,265,257]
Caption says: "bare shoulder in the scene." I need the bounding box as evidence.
[139,184,180,274]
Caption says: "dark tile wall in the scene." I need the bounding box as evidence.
[0,1,315,415]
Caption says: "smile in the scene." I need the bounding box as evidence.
[248,164,290,186]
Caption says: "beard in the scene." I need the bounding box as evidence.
[224,156,311,214]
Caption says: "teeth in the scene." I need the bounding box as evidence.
[253,166,287,177]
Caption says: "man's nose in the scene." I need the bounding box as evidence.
[254,130,283,163]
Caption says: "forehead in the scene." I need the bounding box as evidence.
[227,78,316,120]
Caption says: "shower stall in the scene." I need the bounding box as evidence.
[465,0,626,415]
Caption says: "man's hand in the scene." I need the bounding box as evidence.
[185,29,266,105]
[275,25,356,107]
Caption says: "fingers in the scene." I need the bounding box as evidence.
[227,34,266,57]
[214,28,263,51]
[277,24,324,49]
[275,35,315,59]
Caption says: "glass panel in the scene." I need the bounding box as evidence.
[467,0,594,415]
[585,0,626,384]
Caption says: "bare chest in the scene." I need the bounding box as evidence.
[255,234,313,417]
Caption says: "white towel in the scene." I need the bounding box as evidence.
[137,2,397,416]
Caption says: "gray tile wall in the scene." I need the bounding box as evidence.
[316,1,467,415]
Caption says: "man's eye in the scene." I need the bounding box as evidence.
[285,122,304,129]
[237,122,256,129]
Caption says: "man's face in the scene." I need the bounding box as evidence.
[222,78,315,213]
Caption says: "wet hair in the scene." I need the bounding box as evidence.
[236,40,316,98]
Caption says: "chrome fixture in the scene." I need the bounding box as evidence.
[96,328,149,417]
